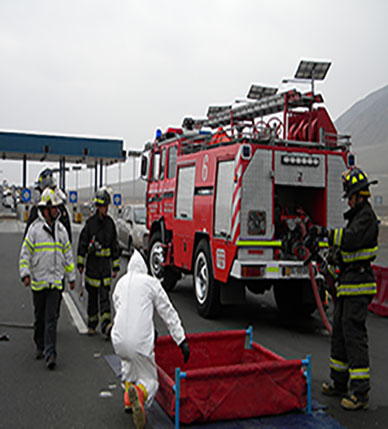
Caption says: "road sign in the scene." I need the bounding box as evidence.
[21,188,31,203]
[69,191,78,204]
[113,193,122,206]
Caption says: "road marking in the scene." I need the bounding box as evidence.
[63,291,88,334]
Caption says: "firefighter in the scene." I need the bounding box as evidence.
[24,168,72,243]
[111,247,190,429]
[311,167,378,410]
[19,188,76,369]
[24,169,73,321]
[77,187,120,337]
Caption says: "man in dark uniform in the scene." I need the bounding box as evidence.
[314,167,378,410]
[77,187,120,337]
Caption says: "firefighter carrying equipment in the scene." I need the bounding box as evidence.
[77,211,120,286]
[19,209,75,291]
[93,187,111,206]
[342,167,377,199]
[35,168,56,191]
[325,197,378,401]
[111,249,187,407]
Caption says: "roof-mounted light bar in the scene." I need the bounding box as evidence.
[207,105,232,118]
[294,60,331,81]
[247,85,278,100]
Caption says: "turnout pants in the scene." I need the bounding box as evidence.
[330,295,372,397]
[32,288,61,359]
[85,282,111,333]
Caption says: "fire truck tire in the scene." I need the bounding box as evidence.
[148,231,179,292]
[193,240,221,318]
[273,281,316,317]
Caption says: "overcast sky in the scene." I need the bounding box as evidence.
[0,0,387,190]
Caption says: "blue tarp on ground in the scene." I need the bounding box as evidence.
[105,354,345,429]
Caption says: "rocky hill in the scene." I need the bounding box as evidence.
[335,84,388,205]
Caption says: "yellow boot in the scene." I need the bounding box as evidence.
[124,381,133,413]
[128,383,148,429]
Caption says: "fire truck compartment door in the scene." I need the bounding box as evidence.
[176,165,195,220]
[214,160,234,238]
[173,164,196,269]
[274,152,325,187]
[239,149,273,261]
[327,154,348,228]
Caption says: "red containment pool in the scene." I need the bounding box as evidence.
[155,328,311,427]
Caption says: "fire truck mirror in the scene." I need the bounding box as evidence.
[140,153,149,180]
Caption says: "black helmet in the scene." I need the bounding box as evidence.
[36,168,56,191]
[342,167,377,198]
[93,187,111,206]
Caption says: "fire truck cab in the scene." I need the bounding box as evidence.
[140,62,354,318]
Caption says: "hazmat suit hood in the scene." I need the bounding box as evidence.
[127,248,147,275]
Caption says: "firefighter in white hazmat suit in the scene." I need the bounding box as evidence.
[111,248,190,429]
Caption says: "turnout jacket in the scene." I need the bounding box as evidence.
[329,200,378,297]
[77,213,120,287]
[19,210,75,291]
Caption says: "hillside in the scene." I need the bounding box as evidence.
[335,84,388,204]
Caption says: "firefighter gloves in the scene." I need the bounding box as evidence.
[179,339,190,363]
[309,225,328,239]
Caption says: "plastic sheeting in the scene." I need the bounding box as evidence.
[369,265,388,317]
[155,330,306,424]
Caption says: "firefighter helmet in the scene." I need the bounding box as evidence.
[36,168,56,191]
[38,188,62,207]
[55,188,67,204]
[342,167,377,198]
[93,187,111,206]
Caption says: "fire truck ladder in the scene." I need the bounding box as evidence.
[202,89,323,129]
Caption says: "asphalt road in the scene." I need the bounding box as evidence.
[1,214,388,429]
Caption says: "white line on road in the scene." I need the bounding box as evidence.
[63,291,88,334]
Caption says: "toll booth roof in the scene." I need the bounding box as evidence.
[0,130,125,165]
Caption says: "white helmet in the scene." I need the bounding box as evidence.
[38,188,62,207]
[55,188,67,204]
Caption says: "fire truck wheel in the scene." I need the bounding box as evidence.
[193,240,221,318]
[273,281,316,317]
[148,231,179,292]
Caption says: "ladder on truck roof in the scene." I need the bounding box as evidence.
[187,89,323,130]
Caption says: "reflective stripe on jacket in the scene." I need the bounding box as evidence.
[77,213,120,285]
[330,201,378,297]
[19,210,75,291]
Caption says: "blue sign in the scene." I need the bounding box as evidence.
[113,193,122,206]
[69,191,78,204]
[21,188,31,203]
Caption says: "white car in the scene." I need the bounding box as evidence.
[116,204,148,252]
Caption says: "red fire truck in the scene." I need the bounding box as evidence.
[140,61,354,319]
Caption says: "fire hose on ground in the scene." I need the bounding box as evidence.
[299,221,333,336]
